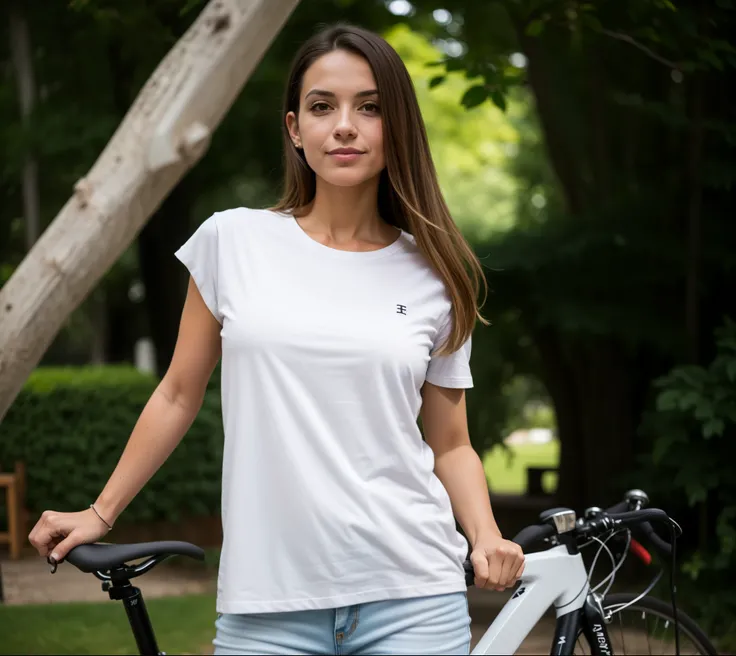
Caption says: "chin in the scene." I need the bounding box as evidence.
[317,168,382,189]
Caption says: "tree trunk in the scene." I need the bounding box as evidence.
[520,31,586,216]
[532,324,636,509]
[573,337,635,508]
[518,23,647,509]
[0,0,302,423]
[685,74,704,365]
[8,2,41,250]
[137,183,195,377]
[531,324,586,506]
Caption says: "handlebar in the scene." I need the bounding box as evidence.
[511,522,556,551]
[604,497,674,557]
[637,520,674,556]
[464,491,677,585]
[597,508,669,526]
[604,500,631,514]
[582,509,674,557]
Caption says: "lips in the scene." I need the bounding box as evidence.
[328,148,364,155]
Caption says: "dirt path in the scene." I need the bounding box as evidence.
[0,555,214,605]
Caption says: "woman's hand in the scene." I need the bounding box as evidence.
[28,508,111,564]
[470,533,525,591]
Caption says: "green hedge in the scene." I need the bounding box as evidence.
[0,365,223,524]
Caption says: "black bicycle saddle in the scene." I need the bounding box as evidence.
[62,541,205,573]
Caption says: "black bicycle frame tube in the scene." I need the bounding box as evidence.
[550,609,582,655]
[549,593,614,656]
[581,593,614,656]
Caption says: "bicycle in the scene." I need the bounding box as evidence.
[51,488,717,655]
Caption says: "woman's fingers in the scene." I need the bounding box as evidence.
[470,550,490,588]
[28,508,110,561]
[470,538,525,592]
[29,511,66,558]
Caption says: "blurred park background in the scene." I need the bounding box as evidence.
[0,0,734,653]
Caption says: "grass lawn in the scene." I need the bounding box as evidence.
[0,593,217,655]
[483,440,559,494]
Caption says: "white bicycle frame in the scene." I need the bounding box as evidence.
[471,545,590,655]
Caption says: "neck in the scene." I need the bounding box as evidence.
[302,175,386,241]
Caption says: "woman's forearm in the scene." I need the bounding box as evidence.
[93,383,203,526]
[434,444,502,545]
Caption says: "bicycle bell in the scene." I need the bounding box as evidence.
[625,489,649,510]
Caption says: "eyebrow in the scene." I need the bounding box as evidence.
[304,89,379,100]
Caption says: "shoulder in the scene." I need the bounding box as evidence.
[191,207,290,247]
[205,206,281,232]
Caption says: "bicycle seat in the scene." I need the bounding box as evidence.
[65,541,205,573]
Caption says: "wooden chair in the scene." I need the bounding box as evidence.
[0,461,26,560]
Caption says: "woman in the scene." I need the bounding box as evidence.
[29,23,524,655]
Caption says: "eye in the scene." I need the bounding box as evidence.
[309,101,331,113]
[360,102,381,114]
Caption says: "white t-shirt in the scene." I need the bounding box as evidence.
[175,207,474,614]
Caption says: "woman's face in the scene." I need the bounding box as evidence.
[287,50,385,188]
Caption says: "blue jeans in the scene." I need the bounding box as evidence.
[213,591,471,655]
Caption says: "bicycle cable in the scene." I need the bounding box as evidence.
[603,569,664,614]
[670,521,681,655]
[589,530,632,598]
[586,530,620,588]
[557,527,626,612]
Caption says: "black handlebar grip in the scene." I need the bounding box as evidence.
[608,508,673,558]
[511,523,556,551]
[605,500,631,514]
[464,559,475,586]
[608,508,670,525]
[636,520,673,557]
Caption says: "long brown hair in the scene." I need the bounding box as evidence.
[271,23,488,354]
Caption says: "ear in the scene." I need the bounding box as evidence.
[286,111,301,149]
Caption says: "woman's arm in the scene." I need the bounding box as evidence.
[29,278,221,562]
[420,381,524,591]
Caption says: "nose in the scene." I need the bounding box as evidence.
[333,106,357,140]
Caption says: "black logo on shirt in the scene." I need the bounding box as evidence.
[396,304,407,315]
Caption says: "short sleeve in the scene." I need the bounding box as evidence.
[425,312,474,389]
[175,215,223,323]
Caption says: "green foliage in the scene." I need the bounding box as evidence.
[525,403,553,430]
[676,578,736,652]
[412,0,736,112]
[384,25,520,238]
[477,212,690,353]
[639,318,736,644]
[0,366,223,524]
[644,317,736,549]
